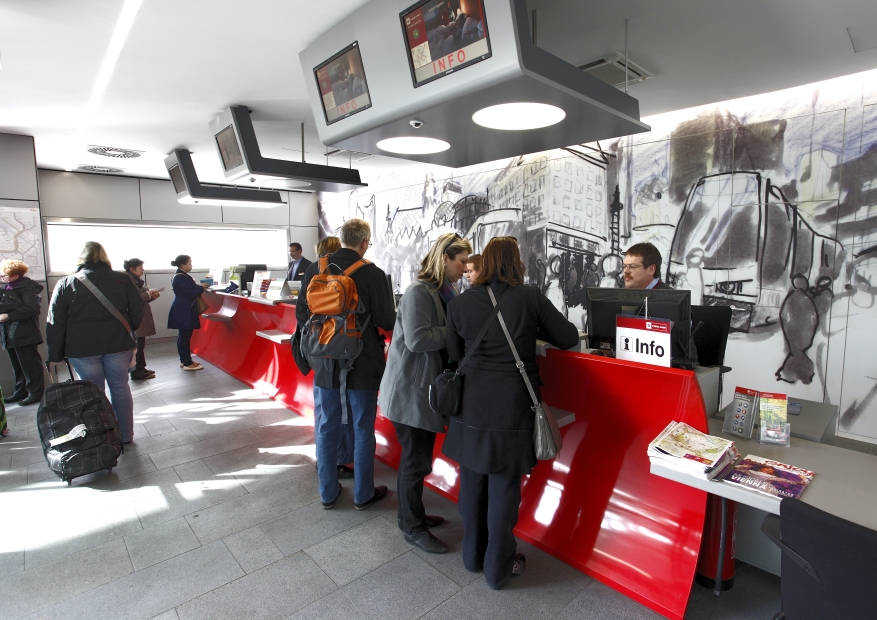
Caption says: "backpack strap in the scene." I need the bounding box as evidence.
[319,256,330,274]
[342,258,370,277]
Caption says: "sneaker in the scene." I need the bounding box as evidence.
[397,515,445,530]
[182,363,203,371]
[130,372,150,380]
[3,393,27,404]
[354,485,388,510]
[322,482,342,510]
[404,530,449,554]
[17,394,42,406]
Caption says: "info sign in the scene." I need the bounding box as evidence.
[615,316,672,368]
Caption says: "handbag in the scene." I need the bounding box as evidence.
[486,285,563,461]
[196,295,209,314]
[428,287,511,417]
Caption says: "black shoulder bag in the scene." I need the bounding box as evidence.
[429,287,511,417]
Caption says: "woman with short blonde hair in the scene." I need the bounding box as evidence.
[315,236,341,257]
[380,232,472,554]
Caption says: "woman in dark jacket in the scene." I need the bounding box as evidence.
[379,233,471,554]
[46,242,145,443]
[0,260,45,412]
[124,258,160,380]
[443,236,578,590]
[168,254,208,371]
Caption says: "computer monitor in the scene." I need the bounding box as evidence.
[586,287,694,368]
[239,264,267,296]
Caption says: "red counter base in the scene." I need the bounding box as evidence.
[193,294,708,620]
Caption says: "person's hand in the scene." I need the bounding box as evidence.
[150,291,161,299]
[201,283,210,289]
[0,313,7,322]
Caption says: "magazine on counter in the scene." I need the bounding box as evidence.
[648,421,739,479]
[721,454,815,499]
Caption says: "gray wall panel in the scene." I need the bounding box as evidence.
[290,226,320,262]
[140,178,222,223]
[38,170,141,219]
[222,193,290,225]
[0,133,39,201]
[288,192,319,226]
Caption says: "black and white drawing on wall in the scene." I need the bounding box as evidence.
[319,70,877,444]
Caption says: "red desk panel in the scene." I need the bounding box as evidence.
[192,294,708,620]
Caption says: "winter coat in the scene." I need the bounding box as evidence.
[46,262,145,362]
[379,280,446,433]
[126,271,157,337]
[167,270,204,330]
[0,277,44,349]
[442,281,579,475]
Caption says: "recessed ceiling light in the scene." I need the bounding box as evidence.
[472,103,566,130]
[376,137,450,155]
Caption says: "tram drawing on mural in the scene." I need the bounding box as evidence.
[318,80,877,442]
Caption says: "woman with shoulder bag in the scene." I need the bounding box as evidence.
[443,236,578,589]
[379,233,471,554]
[46,242,145,443]
[168,254,209,371]
[124,258,160,380]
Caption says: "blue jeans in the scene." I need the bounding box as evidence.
[313,387,355,466]
[313,387,377,504]
[69,350,135,443]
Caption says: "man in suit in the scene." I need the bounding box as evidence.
[622,242,671,290]
[287,243,312,282]
[623,242,697,363]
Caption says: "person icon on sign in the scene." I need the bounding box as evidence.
[623,337,630,351]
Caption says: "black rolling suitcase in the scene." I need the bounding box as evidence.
[37,361,123,485]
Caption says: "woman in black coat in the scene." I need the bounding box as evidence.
[0,260,45,413]
[443,237,579,590]
[168,254,209,371]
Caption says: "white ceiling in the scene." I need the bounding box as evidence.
[1,0,876,186]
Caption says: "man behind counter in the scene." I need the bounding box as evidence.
[287,243,312,282]
[622,242,670,290]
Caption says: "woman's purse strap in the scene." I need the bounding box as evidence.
[455,287,512,375]
[487,285,540,409]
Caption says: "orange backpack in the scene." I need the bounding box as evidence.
[300,256,370,420]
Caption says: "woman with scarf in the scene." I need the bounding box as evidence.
[0,260,45,415]
[379,233,471,554]
[123,258,160,380]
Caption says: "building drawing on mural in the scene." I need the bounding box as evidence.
[318,72,877,444]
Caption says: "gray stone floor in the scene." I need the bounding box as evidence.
[0,342,781,619]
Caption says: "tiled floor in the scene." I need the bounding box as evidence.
[1,342,781,620]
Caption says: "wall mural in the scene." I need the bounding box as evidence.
[319,70,877,443]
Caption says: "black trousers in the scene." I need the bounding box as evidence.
[135,336,147,370]
[177,329,193,366]
[458,466,522,590]
[393,421,436,535]
[6,343,45,399]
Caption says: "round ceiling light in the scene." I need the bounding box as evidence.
[376,137,450,155]
[472,102,566,130]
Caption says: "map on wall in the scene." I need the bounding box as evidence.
[0,204,46,280]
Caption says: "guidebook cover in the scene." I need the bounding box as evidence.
[721,454,815,499]
[650,421,734,467]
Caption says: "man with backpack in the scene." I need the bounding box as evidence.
[296,219,396,510]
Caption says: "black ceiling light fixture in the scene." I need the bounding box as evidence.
[207,105,367,193]
[163,149,287,208]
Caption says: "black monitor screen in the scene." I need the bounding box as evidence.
[168,164,186,195]
[215,125,244,172]
[314,42,372,125]
[586,287,694,368]
[400,0,491,87]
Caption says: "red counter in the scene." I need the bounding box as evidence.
[192,292,708,620]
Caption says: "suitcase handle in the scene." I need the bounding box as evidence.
[46,360,76,384]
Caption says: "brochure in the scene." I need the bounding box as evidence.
[721,454,814,499]
[759,392,790,446]
[723,386,758,439]
[648,421,738,479]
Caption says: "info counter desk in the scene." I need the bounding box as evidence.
[192,292,710,620]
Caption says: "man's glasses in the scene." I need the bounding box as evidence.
[621,263,645,272]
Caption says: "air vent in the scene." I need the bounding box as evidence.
[579,52,653,88]
[87,146,142,159]
[77,165,124,174]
